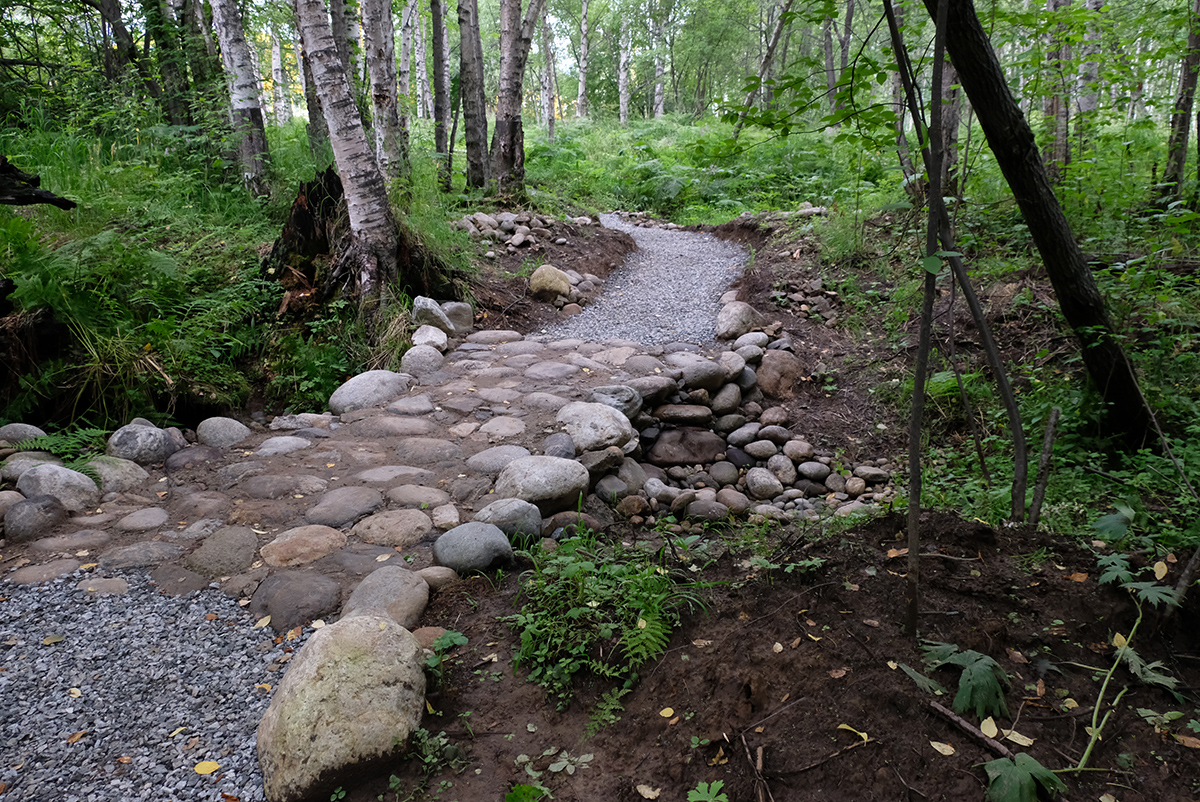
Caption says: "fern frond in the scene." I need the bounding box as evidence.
[622,613,671,668]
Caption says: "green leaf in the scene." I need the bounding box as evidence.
[983,753,1068,802]
[933,249,962,259]
[1122,582,1180,609]
[921,255,943,275]
[898,662,947,696]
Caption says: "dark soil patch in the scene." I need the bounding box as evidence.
[341,512,1200,802]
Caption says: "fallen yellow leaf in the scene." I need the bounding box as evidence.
[772,642,783,653]
[1004,729,1035,747]
[375,554,391,562]
[659,707,674,718]
[116,756,132,764]
[79,563,98,570]
[169,727,187,737]
[68,688,82,698]
[42,634,64,645]
[254,683,272,692]
[691,639,712,648]
[930,741,955,755]
[887,660,898,669]
[311,619,326,629]
[828,668,848,679]
[980,717,998,738]
[636,785,661,799]
[1063,698,1078,710]
[1113,632,1127,648]
[1067,572,1089,582]
[253,615,271,629]
[886,547,909,558]
[1175,734,1200,750]
[286,626,302,640]
[1154,561,1168,580]
[708,746,728,766]
[862,619,880,628]
[194,760,219,775]
[66,731,87,744]
[837,724,869,741]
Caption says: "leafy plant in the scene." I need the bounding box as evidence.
[982,753,1067,802]
[922,642,1010,719]
[423,630,468,689]
[504,785,550,802]
[687,780,729,802]
[584,686,631,739]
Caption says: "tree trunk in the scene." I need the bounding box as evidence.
[415,10,431,118]
[651,3,668,117]
[541,14,557,143]
[822,15,836,114]
[733,0,796,139]
[576,0,589,116]
[1076,0,1103,118]
[458,0,490,188]
[142,0,192,124]
[400,0,417,125]
[922,0,1152,448]
[490,0,545,195]
[294,5,330,159]
[1161,0,1200,202]
[294,0,398,314]
[210,0,270,196]
[891,0,921,199]
[271,33,293,124]
[941,60,962,196]
[618,17,631,125]
[180,0,220,86]
[1042,0,1071,184]
[85,0,166,102]
[430,0,451,188]
[362,0,408,182]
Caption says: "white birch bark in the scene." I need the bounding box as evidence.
[491,0,546,192]
[576,0,589,116]
[294,0,398,307]
[210,0,270,195]
[618,17,630,125]
[400,0,417,122]
[416,10,431,118]
[271,34,293,123]
[540,14,556,142]
[362,0,407,180]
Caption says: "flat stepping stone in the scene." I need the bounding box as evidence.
[149,563,210,596]
[239,474,329,499]
[350,509,434,548]
[249,570,341,632]
[387,395,436,415]
[185,526,258,577]
[115,507,169,533]
[495,340,545,355]
[478,417,525,438]
[305,487,383,527]
[396,438,463,465]
[523,392,569,410]
[99,541,184,570]
[29,530,112,553]
[165,446,225,472]
[261,525,347,567]
[591,346,638,366]
[171,518,224,540]
[475,388,521,403]
[439,395,482,415]
[523,361,580,380]
[354,465,435,484]
[385,485,452,508]
[269,413,334,430]
[9,559,81,584]
[466,330,523,344]
[331,542,403,575]
[465,445,531,476]
[75,576,129,595]
[256,436,312,456]
[172,490,231,520]
[346,416,442,438]
[328,370,411,415]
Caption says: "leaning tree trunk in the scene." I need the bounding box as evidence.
[1161,0,1200,202]
[733,0,796,140]
[618,17,631,125]
[921,0,1152,448]
[576,0,589,117]
[458,0,490,188]
[294,0,398,316]
[362,0,409,183]
[210,0,270,196]
[430,0,452,188]
[489,0,544,195]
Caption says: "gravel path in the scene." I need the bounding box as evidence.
[538,214,747,345]
[0,571,305,801]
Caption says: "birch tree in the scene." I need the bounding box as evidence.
[294,0,398,315]
[1161,0,1200,202]
[210,0,270,196]
[362,0,408,181]
[458,0,490,188]
[540,12,557,144]
[271,33,293,123]
[576,0,589,116]
[490,0,545,194]
[618,16,630,125]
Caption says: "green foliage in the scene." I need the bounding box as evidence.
[505,531,706,708]
[12,427,108,462]
[504,785,550,802]
[423,630,468,689]
[687,780,729,802]
[584,686,632,739]
[922,642,1010,720]
[982,753,1068,802]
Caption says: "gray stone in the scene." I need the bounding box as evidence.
[473,497,543,541]
[743,440,779,459]
[734,332,770,349]
[256,436,312,457]
[718,351,747,382]
[466,329,523,344]
[342,566,429,629]
[27,529,111,553]
[623,375,677,406]
[0,451,62,482]
[355,465,435,484]
[587,385,643,419]
[798,461,832,481]
[524,361,580,380]
[767,454,797,485]
[834,500,870,517]
[556,401,635,452]
[400,344,445,376]
[417,566,459,589]
[440,301,474,333]
[714,414,747,434]
[165,446,225,473]
[616,459,647,494]
[306,486,383,527]
[654,405,713,426]
[75,576,129,595]
[542,432,576,458]
[783,439,815,461]
[106,424,181,465]
[4,495,67,543]
[825,472,847,493]
[261,525,347,567]
[715,488,752,514]
[0,422,46,443]
[346,416,442,438]
[430,504,459,530]
[711,384,742,415]
[466,445,532,476]
[432,521,513,572]
[149,563,210,596]
[478,416,526,438]
[385,485,451,508]
[99,541,183,570]
[845,477,867,496]
[172,490,231,520]
[83,456,149,495]
[328,370,411,415]
[494,456,590,515]
[395,438,462,465]
[250,570,343,632]
[758,425,792,443]
[854,465,892,484]
[240,474,329,499]
[686,499,730,521]
[115,507,169,533]
[269,413,334,431]
[196,417,252,447]
[709,461,740,487]
[257,614,426,802]
[756,350,807,399]
[186,526,259,577]
[647,429,726,466]
[745,467,784,500]
[412,295,456,333]
[529,264,572,299]
[726,423,762,448]
[388,395,436,416]
[16,464,99,511]
[580,446,626,479]
[172,518,223,540]
[716,301,766,340]
[736,344,765,363]
[411,325,449,351]
[665,352,726,392]
[9,558,81,584]
[595,475,629,500]
[351,509,435,547]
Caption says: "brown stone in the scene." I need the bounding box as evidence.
[756,350,807,399]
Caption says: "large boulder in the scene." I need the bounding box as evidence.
[399,344,445,377]
[716,301,766,340]
[432,521,513,573]
[493,455,590,515]
[440,301,474,333]
[556,402,635,452]
[257,614,426,802]
[0,422,46,443]
[756,350,807,399]
[196,417,251,447]
[15,464,99,511]
[328,371,411,415]
[0,451,61,482]
[341,565,429,628]
[529,264,571,300]
[106,424,181,465]
[85,456,150,494]
[412,295,456,333]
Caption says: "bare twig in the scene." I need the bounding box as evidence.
[776,737,877,775]
[929,700,1014,759]
[740,734,776,802]
[1028,407,1061,526]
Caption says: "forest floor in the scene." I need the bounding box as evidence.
[337,214,1200,802]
